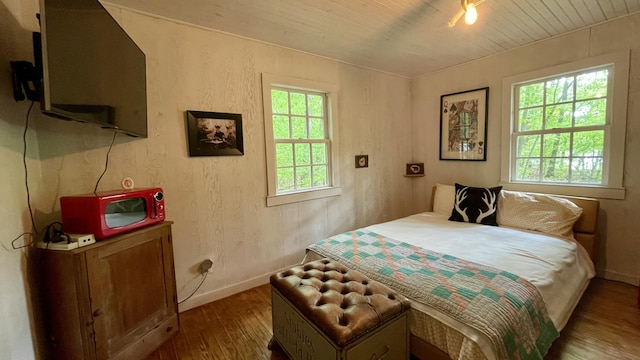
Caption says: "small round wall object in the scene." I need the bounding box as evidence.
[121,177,135,190]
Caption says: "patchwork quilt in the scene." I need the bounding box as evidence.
[307,230,559,360]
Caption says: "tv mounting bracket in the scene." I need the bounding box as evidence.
[10,60,40,102]
[10,26,42,102]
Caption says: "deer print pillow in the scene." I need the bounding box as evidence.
[449,183,502,226]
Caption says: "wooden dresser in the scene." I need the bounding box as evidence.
[37,222,178,360]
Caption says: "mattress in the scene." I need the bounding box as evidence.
[305,212,595,360]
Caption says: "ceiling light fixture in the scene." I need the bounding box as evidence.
[448,0,485,27]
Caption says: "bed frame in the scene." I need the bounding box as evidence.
[413,186,601,360]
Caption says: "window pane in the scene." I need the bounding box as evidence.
[268,84,332,197]
[308,94,324,116]
[571,157,603,184]
[542,158,570,182]
[296,166,311,189]
[277,167,294,191]
[573,130,604,157]
[516,135,541,157]
[291,116,307,139]
[516,158,540,181]
[272,89,289,114]
[518,83,544,108]
[575,99,606,126]
[273,115,290,139]
[312,143,327,164]
[309,118,325,139]
[290,92,306,115]
[576,70,608,100]
[545,76,575,104]
[518,107,543,131]
[542,133,570,157]
[545,104,573,129]
[313,165,328,187]
[276,143,293,166]
[295,143,310,165]
[509,63,616,189]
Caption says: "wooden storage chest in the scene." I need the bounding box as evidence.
[269,258,410,360]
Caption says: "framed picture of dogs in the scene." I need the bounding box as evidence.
[186,110,244,156]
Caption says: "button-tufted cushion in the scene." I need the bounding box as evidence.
[270,258,410,346]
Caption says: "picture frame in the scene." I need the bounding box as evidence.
[186,110,244,156]
[405,162,424,176]
[355,155,369,168]
[439,87,489,161]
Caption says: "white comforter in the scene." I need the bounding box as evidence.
[357,212,595,360]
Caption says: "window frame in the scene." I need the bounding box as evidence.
[262,73,341,207]
[500,51,629,200]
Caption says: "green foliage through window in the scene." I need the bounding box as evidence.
[271,87,330,193]
[513,66,609,185]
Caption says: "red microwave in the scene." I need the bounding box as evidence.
[60,188,165,239]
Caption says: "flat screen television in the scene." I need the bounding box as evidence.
[39,0,147,137]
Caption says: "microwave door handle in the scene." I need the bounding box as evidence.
[152,192,163,219]
[152,199,158,219]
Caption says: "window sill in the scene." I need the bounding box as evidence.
[498,181,625,200]
[266,187,342,207]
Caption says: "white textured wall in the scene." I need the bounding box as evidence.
[0,0,43,359]
[412,14,640,285]
[34,5,414,313]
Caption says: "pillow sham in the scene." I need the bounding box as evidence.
[497,190,583,239]
[449,183,502,226]
[432,183,456,216]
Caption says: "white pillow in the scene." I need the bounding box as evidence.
[497,190,583,239]
[432,183,456,216]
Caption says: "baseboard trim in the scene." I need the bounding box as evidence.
[178,263,299,312]
[598,269,640,286]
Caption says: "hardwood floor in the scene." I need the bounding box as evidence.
[147,277,640,359]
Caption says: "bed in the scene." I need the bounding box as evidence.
[304,183,599,360]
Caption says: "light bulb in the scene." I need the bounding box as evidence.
[465,3,478,25]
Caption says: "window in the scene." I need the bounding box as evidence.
[262,73,341,206]
[501,51,629,199]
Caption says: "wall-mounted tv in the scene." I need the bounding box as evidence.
[39,0,147,137]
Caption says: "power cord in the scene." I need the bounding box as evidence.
[178,272,208,305]
[93,130,117,195]
[23,101,38,235]
[43,222,70,243]
[7,101,38,250]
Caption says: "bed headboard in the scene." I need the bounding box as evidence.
[430,186,599,260]
[552,194,599,260]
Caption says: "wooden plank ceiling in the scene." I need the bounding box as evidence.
[104,0,640,77]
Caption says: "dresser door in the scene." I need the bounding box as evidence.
[85,226,175,359]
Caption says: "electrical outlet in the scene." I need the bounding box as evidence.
[198,259,213,274]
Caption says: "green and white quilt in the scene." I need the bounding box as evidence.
[307,230,559,360]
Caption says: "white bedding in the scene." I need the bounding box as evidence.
[307,211,595,360]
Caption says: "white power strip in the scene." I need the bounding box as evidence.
[68,233,96,247]
[36,233,96,251]
[36,241,79,251]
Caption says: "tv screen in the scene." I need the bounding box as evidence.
[39,0,147,137]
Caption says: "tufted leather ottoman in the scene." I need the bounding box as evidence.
[269,258,411,360]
